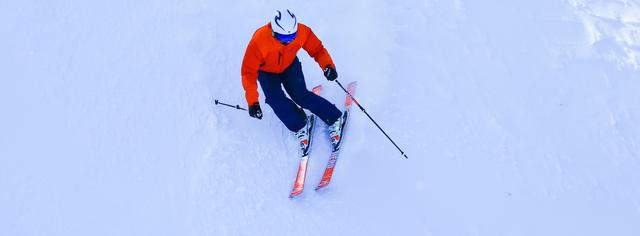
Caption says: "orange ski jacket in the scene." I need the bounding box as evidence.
[241,23,335,106]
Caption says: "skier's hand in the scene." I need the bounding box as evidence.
[324,65,338,81]
[249,103,263,119]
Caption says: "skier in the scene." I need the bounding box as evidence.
[241,9,343,148]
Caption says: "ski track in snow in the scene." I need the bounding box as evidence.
[1,0,639,235]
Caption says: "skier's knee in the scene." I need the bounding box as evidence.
[291,91,313,107]
[265,93,287,106]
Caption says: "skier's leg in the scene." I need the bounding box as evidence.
[258,71,307,132]
[282,57,341,125]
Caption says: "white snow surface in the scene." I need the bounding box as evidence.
[2,0,640,235]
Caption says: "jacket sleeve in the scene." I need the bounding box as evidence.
[241,37,263,106]
[302,27,335,70]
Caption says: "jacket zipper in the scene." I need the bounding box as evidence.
[278,52,282,65]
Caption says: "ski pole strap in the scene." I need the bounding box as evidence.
[334,80,408,159]
[214,99,247,111]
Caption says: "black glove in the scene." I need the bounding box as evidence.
[248,103,263,119]
[324,65,338,81]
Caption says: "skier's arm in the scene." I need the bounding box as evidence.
[302,26,335,71]
[241,38,263,106]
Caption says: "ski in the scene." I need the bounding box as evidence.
[289,85,323,198]
[316,81,357,191]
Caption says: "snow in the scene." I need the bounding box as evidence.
[1,0,639,235]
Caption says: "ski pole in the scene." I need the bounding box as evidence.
[334,80,408,159]
[214,99,247,111]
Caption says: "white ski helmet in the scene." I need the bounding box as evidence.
[271,9,298,35]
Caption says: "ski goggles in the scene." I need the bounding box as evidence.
[274,31,297,44]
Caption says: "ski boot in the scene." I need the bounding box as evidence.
[294,116,313,153]
[327,115,345,150]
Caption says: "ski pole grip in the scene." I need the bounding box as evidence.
[215,99,219,105]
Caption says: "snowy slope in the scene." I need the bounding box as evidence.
[1,0,639,235]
